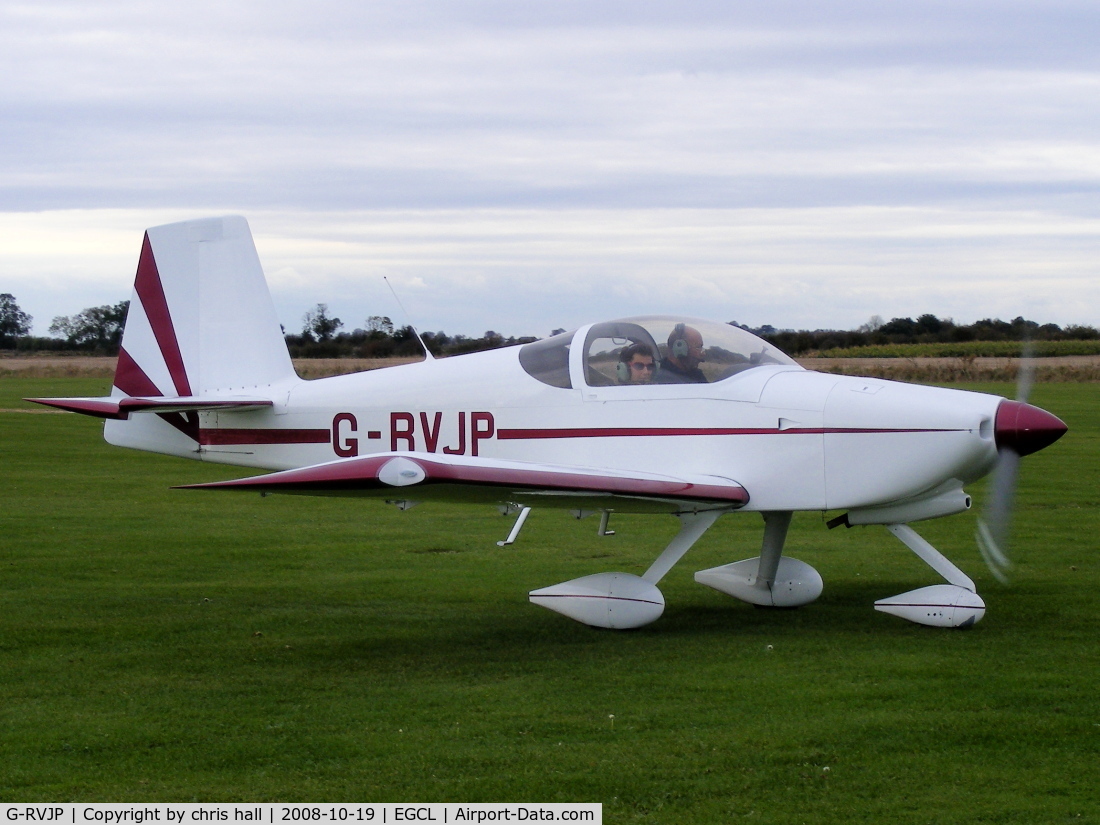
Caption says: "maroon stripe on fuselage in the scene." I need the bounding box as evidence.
[496,426,961,440]
[199,428,332,446]
[197,426,958,448]
[134,232,192,397]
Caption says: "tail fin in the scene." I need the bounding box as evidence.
[96,216,297,457]
[114,215,295,398]
[27,216,297,458]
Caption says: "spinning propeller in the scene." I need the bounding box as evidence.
[976,351,1066,582]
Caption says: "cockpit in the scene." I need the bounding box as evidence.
[519,316,798,390]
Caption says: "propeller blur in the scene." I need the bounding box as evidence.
[29,217,1068,630]
[974,355,1066,583]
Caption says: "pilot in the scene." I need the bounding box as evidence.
[617,343,658,384]
[658,323,706,383]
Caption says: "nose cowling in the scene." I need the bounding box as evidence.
[994,400,1067,457]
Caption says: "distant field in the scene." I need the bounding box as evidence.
[4,352,1100,382]
[807,354,1100,383]
[0,355,422,379]
[819,339,1100,358]
[1,378,1098,819]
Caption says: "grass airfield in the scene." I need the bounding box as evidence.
[2,377,1098,821]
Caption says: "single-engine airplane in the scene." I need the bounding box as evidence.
[31,216,1068,629]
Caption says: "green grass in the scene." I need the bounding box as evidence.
[2,378,1098,821]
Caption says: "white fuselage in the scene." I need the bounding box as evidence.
[117,342,1003,514]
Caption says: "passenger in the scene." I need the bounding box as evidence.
[617,343,658,384]
[658,323,707,383]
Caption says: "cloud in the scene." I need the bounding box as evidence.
[1,2,1098,334]
[8,206,1095,340]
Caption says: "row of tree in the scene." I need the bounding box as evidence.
[288,304,539,358]
[0,294,129,351]
[745,313,1100,355]
[2,293,1098,356]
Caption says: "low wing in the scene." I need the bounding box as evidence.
[180,452,750,514]
[26,396,274,419]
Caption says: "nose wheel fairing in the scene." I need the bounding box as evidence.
[874,585,985,628]
[873,522,986,628]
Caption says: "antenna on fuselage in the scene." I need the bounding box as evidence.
[383,276,435,362]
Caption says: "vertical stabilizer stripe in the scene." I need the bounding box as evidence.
[114,346,198,440]
[114,347,162,398]
[134,233,193,397]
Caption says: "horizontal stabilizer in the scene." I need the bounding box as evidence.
[26,396,274,419]
[180,452,749,512]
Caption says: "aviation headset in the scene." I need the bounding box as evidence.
[617,342,658,382]
[670,323,690,359]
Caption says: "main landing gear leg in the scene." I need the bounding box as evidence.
[528,510,725,630]
[496,505,532,547]
[755,511,792,592]
[874,523,986,628]
[642,511,723,585]
[694,511,824,607]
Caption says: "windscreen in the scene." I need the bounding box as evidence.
[584,316,797,386]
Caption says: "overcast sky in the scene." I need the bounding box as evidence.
[3,0,1099,339]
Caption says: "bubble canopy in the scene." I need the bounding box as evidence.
[519,316,799,389]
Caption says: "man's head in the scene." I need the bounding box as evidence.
[618,342,657,383]
[667,324,705,370]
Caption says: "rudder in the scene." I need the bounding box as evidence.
[103,216,297,458]
[113,215,296,399]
